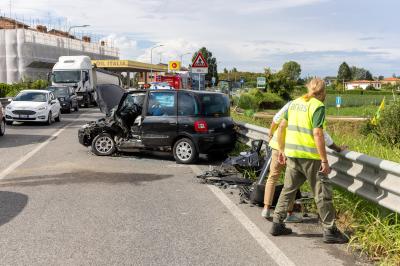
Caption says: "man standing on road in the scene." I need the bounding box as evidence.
[269,78,348,244]
[262,101,346,223]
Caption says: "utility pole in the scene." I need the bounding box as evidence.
[67,24,90,56]
[150,44,163,82]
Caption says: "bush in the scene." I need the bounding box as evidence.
[0,80,49,97]
[374,100,400,147]
[236,89,284,111]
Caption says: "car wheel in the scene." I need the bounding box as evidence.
[74,103,79,112]
[6,120,13,126]
[66,104,72,113]
[55,112,61,122]
[91,133,116,156]
[46,111,53,125]
[173,138,198,164]
[0,119,5,136]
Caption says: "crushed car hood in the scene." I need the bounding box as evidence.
[95,84,125,115]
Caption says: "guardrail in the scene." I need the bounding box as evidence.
[0,97,12,107]
[235,121,400,214]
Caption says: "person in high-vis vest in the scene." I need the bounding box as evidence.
[262,102,347,223]
[270,78,348,244]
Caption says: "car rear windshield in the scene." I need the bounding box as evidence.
[47,87,69,97]
[14,92,47,102]
[197,93,230,117]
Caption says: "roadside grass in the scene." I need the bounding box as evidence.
[326,105,377,117]
[231,111,400,265]
[325,94,386,107]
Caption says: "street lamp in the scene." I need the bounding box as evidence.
[179,52,191,67]
[67,24,90,56]
[150,44,164,82]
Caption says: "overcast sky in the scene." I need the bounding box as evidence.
[1,0,399,77]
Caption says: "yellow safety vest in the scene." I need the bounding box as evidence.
[284,97,324,159]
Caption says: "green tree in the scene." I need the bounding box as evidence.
[280,61,301,81]
[223,68,228,74]
[337,62,352,81]
[365,71,373,81]
[192,47,218,86]
[265,68,295,100]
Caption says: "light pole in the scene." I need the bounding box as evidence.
[67,24,90,56]
[179,52,191,68]
[150,44,163,82]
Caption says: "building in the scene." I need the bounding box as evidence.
[344,80,382,90]
[324,76,337,86]
[0,16,119,84]
[381,77,400,85]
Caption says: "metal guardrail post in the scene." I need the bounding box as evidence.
[234,121,400,214]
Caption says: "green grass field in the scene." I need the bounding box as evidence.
[231,112,400,265]
[326,105,378,117]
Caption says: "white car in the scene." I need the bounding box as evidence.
[5,90,61,125]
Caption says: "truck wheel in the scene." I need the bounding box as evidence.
[91,133,116,156]
[173,138,198,164]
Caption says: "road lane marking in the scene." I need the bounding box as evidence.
[190,165,296,266]
[0,121,77,180]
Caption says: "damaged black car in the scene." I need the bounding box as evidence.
[78,84,236,164]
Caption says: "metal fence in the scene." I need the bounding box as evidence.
[235,121,400,214]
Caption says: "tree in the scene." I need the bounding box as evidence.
[365,71,373,81]
[264,68,295,100]
[378,75,384,81]
[192,47,218,86]
[223,68,228,74]
[337,62,352,81]
[280,61,301,81]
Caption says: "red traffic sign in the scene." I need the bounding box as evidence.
[172,62,177,68]
[192,52,208,68]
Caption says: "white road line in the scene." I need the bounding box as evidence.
[0,122,74,180]
[190,165,296,266]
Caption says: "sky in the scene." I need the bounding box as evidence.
[1,0,399,77]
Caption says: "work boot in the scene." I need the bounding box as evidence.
[270,222,292,236]
[323,227,349,244]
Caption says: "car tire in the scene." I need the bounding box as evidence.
[55,112,61,122]
[74,104,79,112]
[6,120,13,126]
[46,111,53,125]
[173,138,198,164]
[0,119,5,136]
[66,104,72,113]
[91,133,116,156]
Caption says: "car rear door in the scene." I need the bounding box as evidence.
[141,91,178,147]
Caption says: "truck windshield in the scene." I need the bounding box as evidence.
[53,71,81,83]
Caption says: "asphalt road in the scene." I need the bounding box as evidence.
[0,108,368,265]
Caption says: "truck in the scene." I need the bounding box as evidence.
[50,56,121,107]
[155,71,192,90]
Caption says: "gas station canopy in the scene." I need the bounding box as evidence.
[92,60,168,72]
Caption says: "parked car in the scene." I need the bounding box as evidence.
[0,101,5,136]
[46,86,79,113]
[5,90,61,125]
[78,85,236,163]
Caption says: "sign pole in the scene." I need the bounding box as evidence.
[198,73,201,90]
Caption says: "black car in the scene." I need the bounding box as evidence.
[46,86,79,113]
[78,85,236,164]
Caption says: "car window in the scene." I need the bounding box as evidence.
[197,93,230,117]
[178,92,199,116]
[147,91,176,116]
[14,92,47,102]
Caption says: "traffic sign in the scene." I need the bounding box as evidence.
[211,77,216,86]
[169,61,181,71]
[192,52,208,68]
[336,96,342,108]
[257,77,266,88]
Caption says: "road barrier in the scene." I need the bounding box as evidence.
[0,97,12,107]
[235,121,400,214]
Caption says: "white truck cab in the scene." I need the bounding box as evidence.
[51,56,121,107]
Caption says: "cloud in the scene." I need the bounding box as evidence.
[359,37,383,41]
